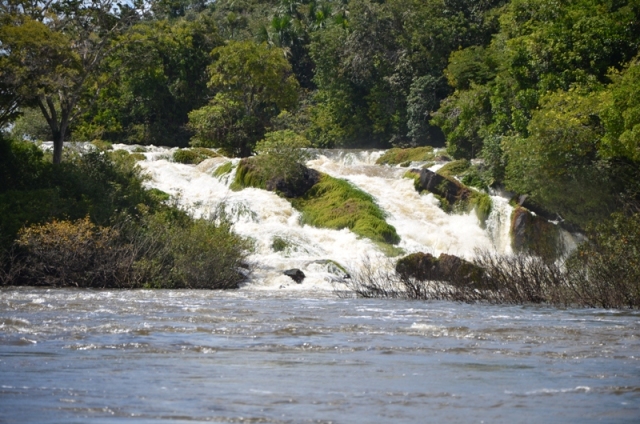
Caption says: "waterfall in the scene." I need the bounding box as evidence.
[118,145,516,289]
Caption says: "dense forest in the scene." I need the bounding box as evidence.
[1,1,639,302]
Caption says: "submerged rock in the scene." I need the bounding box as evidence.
[283,268,306,284]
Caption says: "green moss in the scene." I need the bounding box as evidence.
[173,148,219,165]
[292,174,400,247]
[231,158,267,190]
[133,146,147,153]
[468,192,492,227]
[214,161,234,177]
[436,159,470,178]
[376,147,435,165]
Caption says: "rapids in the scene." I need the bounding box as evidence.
[121,146,515,289]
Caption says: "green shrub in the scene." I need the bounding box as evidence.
[565,213,640,308]
[292,174,400,246]
[376,146,435,165]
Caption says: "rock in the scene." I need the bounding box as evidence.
[283,268,306,284]
[417,169,471,205]
[266,165,321,198]
[396,252,439,281]
[396,252,485,287]
[511,206,561,260]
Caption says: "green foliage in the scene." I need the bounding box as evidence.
[135,212,251,289]
[189,40,299,156]
[82,15,223,147]
[10,107,50,141]
[432,84,492,159]
[566,212,640,308]
[254,130,312,184]
[292,174,400,246]
[503,90,615,227]
[376,147,435,165]
[601,57,640,162]
[0,137,161,252]
[172,147,219,164]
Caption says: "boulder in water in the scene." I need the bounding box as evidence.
[417,169,471,205]
[396,252,485,287]
[283,268,306,283]
[511,206,561,260]
[266,166,321,198]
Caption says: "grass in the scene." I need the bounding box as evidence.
[292,174,400,246]
[376,147,435,165]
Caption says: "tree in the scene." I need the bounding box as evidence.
[0,0,141,163]
[188,40,299,156]
[78,15,222,146]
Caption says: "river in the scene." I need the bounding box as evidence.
[1,288,639,423]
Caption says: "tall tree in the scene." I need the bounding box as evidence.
[0,0,142,163]
[188,40,299,156]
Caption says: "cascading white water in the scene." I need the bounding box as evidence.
[116,145,515,289]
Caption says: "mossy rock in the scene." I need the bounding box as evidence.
[396,252,485,287]
[416,168,492,226]
[231,158,267,191]
[173,148,219,165]
[271,236,289,252]
[376,147,435,165]
[436,159,470,179]
[292,174,400,246]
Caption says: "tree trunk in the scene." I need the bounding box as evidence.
[52,131,64,164]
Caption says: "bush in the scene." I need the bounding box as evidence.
[376,147,435,165]
[12,217,139,288]
[131,211,252,289]
[565,213,640,308]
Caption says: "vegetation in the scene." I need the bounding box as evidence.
[376,147,435,166]
[172,147,219,164]
[2,0,639,302]
[292,174,400,246]
[0,135,251,289]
